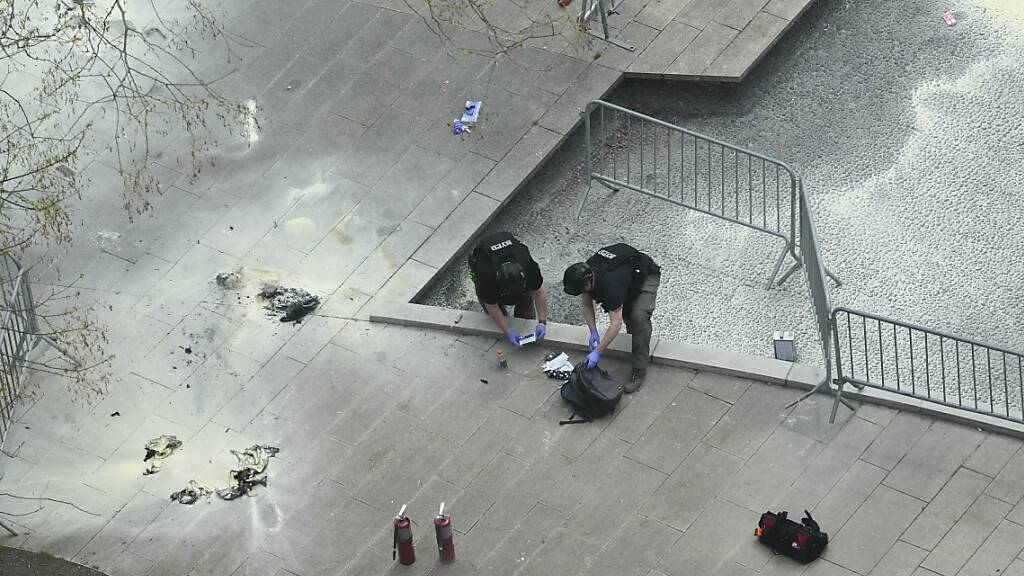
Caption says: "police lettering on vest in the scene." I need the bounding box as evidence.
[490,239,513,252]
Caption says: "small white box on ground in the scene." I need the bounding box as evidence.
[773,331,796,362]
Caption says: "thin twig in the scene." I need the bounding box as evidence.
[0,504,44,516]
[0,492,101,517]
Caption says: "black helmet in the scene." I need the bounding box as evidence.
[562,262,592,296]
[495,260,527,302]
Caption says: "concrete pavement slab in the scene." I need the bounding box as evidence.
[779,416,880,510]
[266,163,368,249]
[641,442,743,532]
[539,63,622,135]
[716,0,771,32]
[687,371,752,404]
[705,11,789,79]
[921,494,1012,576]
[825,485,926,575]
[346,220,433,296]
[986,445,1024,505]
[637,0,693,31]
[475,125,564,203]
[675,0,728,31]
[414,192,500,270]
[810,459,888,535]
[300,2,378,65]
[883,419,985,502]
[590,22,662,74]
[656,496,762,576]
[868,540,929,576]
[65,374,174,460]
[72,490,168,573]
[861,411,933,471]
[665,21,739,77]
[764,0,811,20]
[476,502,565,575]
[567,456,666,546]
[408,153,497,230]
[964,432,1023,478]
[631,21,702,75]
[585,515,682,576]
[212,353,305,432]
[722,426,823,512]
[626,387,730,474]
[956,519,1024,576]
[705,382,800,460]
[518,526,602,576]
[903,466,991,551]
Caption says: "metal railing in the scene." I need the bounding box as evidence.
[577,1,635,52]
[831,308,1024,424]
[579,100,801,289]
[0,256,79,446]
[1,257,37,445]
[797,181,833,382]
[578,99,1024,427]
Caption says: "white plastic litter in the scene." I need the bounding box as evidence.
[543,352,573,373]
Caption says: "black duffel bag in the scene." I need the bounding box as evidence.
[755,510,828,564]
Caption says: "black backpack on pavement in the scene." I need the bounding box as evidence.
[559,364,623,425]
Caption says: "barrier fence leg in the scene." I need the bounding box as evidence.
[587,0,635,51]
[786,377,856,424]
[829,380,847,424]
[765,242,790,289]
[36,335,82,368]
[0,517,18,537]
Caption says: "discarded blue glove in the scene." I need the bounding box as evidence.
[585,350,600,369]
[535,323,546,341]
[589,329,600,351]
[506,330,522,348]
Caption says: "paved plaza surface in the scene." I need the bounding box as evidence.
[3,0,1024,575]
[3,320,1024,576]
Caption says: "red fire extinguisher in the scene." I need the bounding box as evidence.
[393,505,415,566]
[434,503,455,563]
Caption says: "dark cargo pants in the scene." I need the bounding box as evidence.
[476,290,536,320]
[623,272,660,370]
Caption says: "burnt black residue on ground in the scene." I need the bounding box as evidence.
[0,546,108,576]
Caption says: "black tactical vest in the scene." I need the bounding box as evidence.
[586,243,659,306]
[470,232,530,304]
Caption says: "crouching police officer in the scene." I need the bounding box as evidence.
[469,231,549,348]
[562,243,660,393]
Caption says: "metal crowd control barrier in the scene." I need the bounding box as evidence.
[831,308,1024,424]
[577,0,635,52]
[579,100,801,289]
[578,99,1023,427]
[1,256,80,447]
[785,181,854,421]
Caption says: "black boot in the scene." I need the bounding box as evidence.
[625,368,646,394]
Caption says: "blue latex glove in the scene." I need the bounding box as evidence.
[535,323,546,341]
[585,350,600,369]
[588,329,600,351]
[506,330,522,348]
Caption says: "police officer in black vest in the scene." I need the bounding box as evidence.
[562,243,660,393]
[469,231,549,348]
